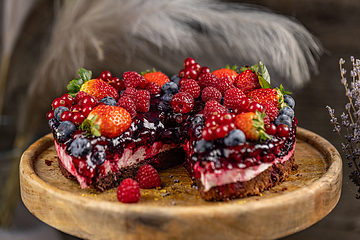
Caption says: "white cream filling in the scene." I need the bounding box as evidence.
[200,142,296,192]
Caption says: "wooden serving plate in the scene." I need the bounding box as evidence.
[20,127,342,240]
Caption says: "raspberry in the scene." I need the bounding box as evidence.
[123,71,146,89]
[133,90,150,112]
[121,87,137,100]
[117,178,141,203]
[197,73,219,89]
[203,100,228,120]
[145,82,161,95]
[135,164,161,189]
[117,96,137,118]
[216,77,235,96]
[263,101,279,122]
[171,92,194,114]
[179,79,201,98]
[201,86,222,103]
[223,88,246,108]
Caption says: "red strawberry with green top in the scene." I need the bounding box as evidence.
[142,69,170,87]
[67,68,119,101]
[81,105,132,138]
[234,111,270,141]
[247,85,290,109]
[234,68,261,94]
[212,65,238,84]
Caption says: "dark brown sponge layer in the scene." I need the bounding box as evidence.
[196,156,294,201]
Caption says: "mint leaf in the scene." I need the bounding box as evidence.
[78,68,92,82]
[67,78,83,96]
[258,76,272,89]
[250,64,259,73]
[259,61,270,85]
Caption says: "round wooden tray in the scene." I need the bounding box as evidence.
[20,127,342,240]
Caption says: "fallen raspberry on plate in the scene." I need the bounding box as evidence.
[117,178,141,203]
[135,164,161,189]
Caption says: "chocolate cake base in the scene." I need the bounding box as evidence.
[196,156,294,201]
[57,147,185,192]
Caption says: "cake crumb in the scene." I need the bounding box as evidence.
[45,160,52,166]
[160,189,167,193]
[82,194,87,197]
[154,198,159,201]
[282,187,288,191]
[172,201,176,205]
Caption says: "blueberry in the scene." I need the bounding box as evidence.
[160,93,173,102]
[68,138,91,157]
[284,95,295,109]
[195,139,213,153]
[48,118,60,131]
[279,106,294,119]
[54,106,69,121]
[91,151,106,165]
[170,75,181,87]
[224,129,246,146]
[161,82,178,95]
[99,96,117,106]
[275,114,292,127]
[56,121,77,142]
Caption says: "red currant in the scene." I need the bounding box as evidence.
[205,118,217,128]
[184,68,198,79]
[240,97,251,109]
[219,113,232,125]
[184,58,196,68]
[179,78,188,86]
[109,77,125,91]
[52,97,66,109]
[277,124,290,137]
[215,125,229,138]
[266,123,277,135]
[100,70,112,81]
[178,69,186,78]
[46,110,55,120]
[202,127,216,141]
[200,66,211,74]
[248,102,264,113]
[79,96,97,108]
[61,93,74,106]
[70,104,82,113]
[189,63,201,72]
[71,112,86,126]
[60,111,72,122]
[82,105,93,117]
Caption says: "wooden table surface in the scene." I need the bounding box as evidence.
[19,127,342,240]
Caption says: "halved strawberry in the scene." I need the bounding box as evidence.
[81,105,132,138]
[67,68,119,101]
[212,65,238,84]
[233,111,270,141]
[142,69,170,87]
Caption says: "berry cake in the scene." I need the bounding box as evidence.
[47,59,297,201]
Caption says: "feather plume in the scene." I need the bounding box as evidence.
[14,0,322,145]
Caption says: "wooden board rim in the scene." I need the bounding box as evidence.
[19,127,343,239]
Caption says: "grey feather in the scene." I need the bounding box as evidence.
[12,0,322,146]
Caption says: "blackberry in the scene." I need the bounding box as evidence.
[68,138,92,157]
[54,106,69,121]
[99,96,117,106]
[56,121,77,142]
[91,150,106,165]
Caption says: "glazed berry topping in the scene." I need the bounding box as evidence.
[68,138,92,157]
[91,150,106,165]
[117,178,141,203]
[171,92,194,114]
[135,164,161,189]
[201,86,222,103]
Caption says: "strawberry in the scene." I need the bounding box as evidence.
[142,70,170,87]
[234,68,261,94]
[247,85,290,109]
[82,105,132,138]
[212,65,238,84]
[233,111,270,141]
[68,68,119,101]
